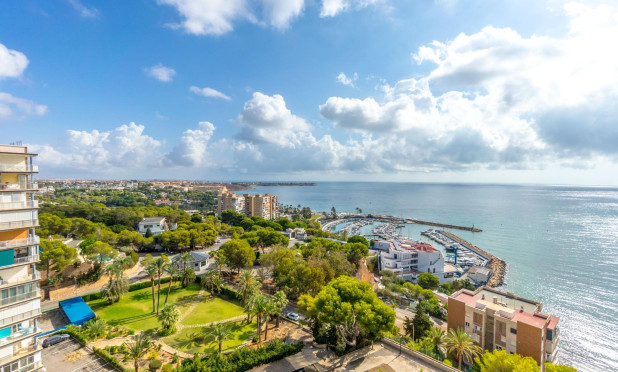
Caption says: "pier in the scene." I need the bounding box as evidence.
[407,219,482,232]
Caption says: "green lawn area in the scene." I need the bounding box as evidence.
[164,321,257,354]
[87,282,201,332]
[182,294,245,325]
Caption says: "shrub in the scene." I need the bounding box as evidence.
[53,327,88,346]
[129,250,139,266]
[149,360,163,371]
[162,364,174,372]
[72,259,82,268]
[147,350,159,360]
[92,347,127,371]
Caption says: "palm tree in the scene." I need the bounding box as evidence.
[163,264,179,306]
[123,333,152,372]
[263,300,278,341]
[208,322,233,353]
[85,319,107,339]
[180,267,196,287]
[235,270,259,306]
[153,257,168,314]
[158,304,180,331]
[243,294,256,323]
[102,260,129,303]
[142,263,158,313]
[252,294,269,342]
[444,328,482,370]
[426,327,446,357]
[272,291,288,328]
[179,252,193,271]
[213,252,227,280]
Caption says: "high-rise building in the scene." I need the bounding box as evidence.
[217,191,278,220]
[218,191,246,215]
[0,144,43,372]
[448,287,560,367]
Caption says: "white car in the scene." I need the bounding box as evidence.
[286,312,300,321]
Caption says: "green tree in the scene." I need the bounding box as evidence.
[343,242,369,264]
[179,267,195,287]
[417,272,440,290]
[545,364,578,372]
[39,239,77,278]
[272,291,288,328]
[141,255,157,313]
[84,318,107,339]
[208,322,233,353]
[252,294,269,342]
[425,327,446,358]
[221,239,255,273]
[152,256,169,314]
[190,213,203,223]
[411,304,433,341]
[475,349,541,372]
[86,241,117,263]
[235,270,260,306]
[102,259,129,303]
[347,235,368,247]
[158,304,180,331]
[163,264,179,306]
[444,328,482,370]
[123,333,152,372]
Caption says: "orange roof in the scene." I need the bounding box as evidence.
[547,315,560,330]
[512,311,548,328]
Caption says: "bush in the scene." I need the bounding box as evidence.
[147,350,159,360]
[53,327,88,346]
[149,360,163,371]
[162,364,174,372]
[76,263,102,286]
[92,347,127,371]
[158,326,176,337]
[72,259,82,268]
[129,250,139,266]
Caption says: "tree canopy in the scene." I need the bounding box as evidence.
[221,239,256,273]
[417,272,440,290]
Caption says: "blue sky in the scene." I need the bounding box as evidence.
[1,0,617,184]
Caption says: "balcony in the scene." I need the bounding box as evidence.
[0,309,41,328]
[13,361,43,372]
[0,325,41,347]
[0,289,41,308]
[0,183,38,192]
[11,255,40,266]
[0,165,38,173]
[0,343,41,367]
[0,272,41,288]
[0,201,38,211]
[0,237,39,250]
[0,220,39,231]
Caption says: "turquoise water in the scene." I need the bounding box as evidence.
[244,182,618,371]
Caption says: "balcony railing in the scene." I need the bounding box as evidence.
[12,255,40,265]
[0,326,41,347]
[0,220,39,230]
[0,183,38,191]
[0,237,39,249]
[0,309,41,327]
[0,272,40,287]
[0,201,38,211]
[14,361,43,372]
[0,289,41,307]
[0,165,38,173]
[0,343,41,366]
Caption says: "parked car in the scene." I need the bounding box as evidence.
[42,334,70,348]
[286,312,300,321]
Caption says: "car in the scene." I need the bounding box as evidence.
[42,334,70,348]
[286,312,300,321]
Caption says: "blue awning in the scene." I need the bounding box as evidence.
[59,297,95,326]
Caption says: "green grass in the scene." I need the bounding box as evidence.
[164,321,257,354]
[87,282,201,332]
[182,294,245,325]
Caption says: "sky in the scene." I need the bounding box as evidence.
[1,0,617,185]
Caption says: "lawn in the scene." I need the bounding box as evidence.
[164,321,257,354]
[87,282,201,332]
[182,294,245,325]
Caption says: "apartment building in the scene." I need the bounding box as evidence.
[0,144,43,372]
[218,191,279,220]
[448,287,560,367]
[378,239,456,283]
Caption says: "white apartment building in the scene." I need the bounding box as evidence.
[0,144,43,372]
[217,191,245,215]
[138,217,176,236]
[378,239,456,283]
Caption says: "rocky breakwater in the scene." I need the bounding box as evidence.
[440,231,506,287]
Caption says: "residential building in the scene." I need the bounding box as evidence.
[0,144,43,372]
[217,191,279,220]
[378,239,456,283]
[281,228,307,240]
[172,251,210,272]
[137,217,176,236]
[448,287,560,367]
[467,266,492,286]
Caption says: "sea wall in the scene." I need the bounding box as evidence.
[439,231,506,287]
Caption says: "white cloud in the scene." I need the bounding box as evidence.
[320,0,385,17]
[0,43,29,80]
[336,72,358,87]
[189,86,231,100]
[0,93,48,120]
[145,64,176,82]
[262,0,305,30]
[158,0,252,36]
[67,0,99,18]
[165,122,215,166]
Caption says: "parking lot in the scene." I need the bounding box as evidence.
[41,337,116,372]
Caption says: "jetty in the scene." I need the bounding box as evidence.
[407,219,482,232]
[439,231,506,287]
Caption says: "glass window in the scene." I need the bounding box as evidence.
[510,327,517,334]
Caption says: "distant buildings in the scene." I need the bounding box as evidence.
[377,239,457,283]
[282,228,306,240]
[448,287,560,366]
[217,191,279,220]
[138,217,176,236]
[0,144,43,372]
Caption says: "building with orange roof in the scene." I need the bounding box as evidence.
[378,239,457,283]
[447,286,560,368]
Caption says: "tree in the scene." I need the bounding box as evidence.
[190,213,203,223]
[158,304,180,331]
[85,318,107,339]
[179,267,195,287]
[141,256,157,313]
[208,322,233,353]
[330,206,337,219]
[179,251,193,271]
[123,333,152,372]
[220,239,255,273]
[251,294,269,342]
[343,242,369,264]
[153,256,169,314]
[86,241,117,263]
[298,276,395,348]
[418,272,440,290]
[411,304,433,341]
[272,291,288,328]
[444,328,482,370]
[475,349,541,372]
[545,364,578,372]
[235,270,260,306]
[102,259,129,303]
[263,300,278,341]
[163,264,179,306]
[347,235,368,247]
[39,239,77,278]
[425,327,446,358]
[201,269,222,294]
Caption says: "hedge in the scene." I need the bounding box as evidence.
[53,328,88,346]
[93,347,130,372]
[82,277,172,302]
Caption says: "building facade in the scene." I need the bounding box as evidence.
[137,217,176,236]
[447,287,560,367]
[217,191,278,220]
[0,145,43,372]
[378,239,456,283]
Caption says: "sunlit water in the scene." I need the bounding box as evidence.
[243,183,618,371]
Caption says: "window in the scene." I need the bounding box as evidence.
[510,327,517,335]
[465,322,470,327]
[546,329,553,341]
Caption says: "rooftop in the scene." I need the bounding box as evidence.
[393,240,439,253]
[469,266,491,275]
[0,145,37,156]
[140,217,166,224]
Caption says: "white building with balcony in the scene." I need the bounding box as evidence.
[138,217,176,236]
[378,239,455,283]
[0,144,43,372]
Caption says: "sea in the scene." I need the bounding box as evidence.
[242,182,618,372]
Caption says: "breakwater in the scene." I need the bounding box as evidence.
[407,219,482,232]
[439,231,506,287]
